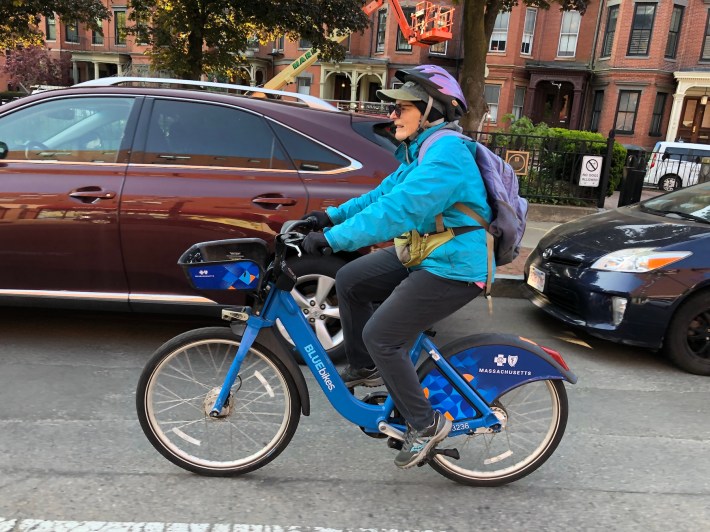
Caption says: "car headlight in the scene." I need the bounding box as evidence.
[591,247,692,272]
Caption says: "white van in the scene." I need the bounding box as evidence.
[644,141,710,191]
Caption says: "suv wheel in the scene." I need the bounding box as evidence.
[275,254,347,363]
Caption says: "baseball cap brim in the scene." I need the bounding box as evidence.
[376,80,429,103]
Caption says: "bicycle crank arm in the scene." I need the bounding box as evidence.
[378,422,404,440]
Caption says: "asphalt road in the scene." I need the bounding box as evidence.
[0,299,708,532]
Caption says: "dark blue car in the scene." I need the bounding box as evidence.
[524,182,710,376]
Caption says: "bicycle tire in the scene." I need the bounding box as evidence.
[419,341,569,487]
[136,327,301,476]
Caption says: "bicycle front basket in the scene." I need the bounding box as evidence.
[178,238,268,291]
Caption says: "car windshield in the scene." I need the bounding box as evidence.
[641,182,710,223]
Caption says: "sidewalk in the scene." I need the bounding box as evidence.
[492,188,662,296]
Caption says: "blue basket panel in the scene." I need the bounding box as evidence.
[186,261,261,290]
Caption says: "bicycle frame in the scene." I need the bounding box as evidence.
[209,284,503,438]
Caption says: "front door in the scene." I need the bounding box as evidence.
[676,98,710,143]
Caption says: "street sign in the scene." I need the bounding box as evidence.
[579,155,603,187]
[506,150,530,176]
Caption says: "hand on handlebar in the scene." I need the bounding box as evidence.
[301,210,332,230]
[302,231,331,255]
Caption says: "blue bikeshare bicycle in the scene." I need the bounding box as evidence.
[136,219,577,486]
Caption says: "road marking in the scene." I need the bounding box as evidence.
[0,518,443,532]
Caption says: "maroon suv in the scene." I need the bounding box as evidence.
[0,78,398,360]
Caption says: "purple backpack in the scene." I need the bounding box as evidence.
[419,129,529,267]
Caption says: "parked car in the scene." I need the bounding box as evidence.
[524,181,710,375]
[643,140,710,191]
[0,78,399,361]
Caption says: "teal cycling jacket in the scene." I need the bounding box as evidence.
[324,123,493,283]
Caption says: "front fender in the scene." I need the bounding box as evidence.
[419,333,576,414]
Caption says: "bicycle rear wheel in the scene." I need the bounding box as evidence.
[430,379,567,486]
[136,327,301,476]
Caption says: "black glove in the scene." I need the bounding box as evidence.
[302,232,329,255]
[301,210,332,230]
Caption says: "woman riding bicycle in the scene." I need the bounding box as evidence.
[301,65,492,469]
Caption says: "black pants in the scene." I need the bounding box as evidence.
[336,247,482,430]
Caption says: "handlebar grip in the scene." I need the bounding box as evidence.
[322,246,333,256]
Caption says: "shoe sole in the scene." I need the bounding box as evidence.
[395,417,452,470]
[345,376,384,388]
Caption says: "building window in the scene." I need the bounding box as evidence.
[484,84,501,122]
[297,77,311,95]
[649,93,667,136]
[114,9,127,45]
[627,3,656,56]
[557,11,580,57]
[92,18,104,45]
[298,38,311,49]
[512,86,526,120]
[703,11,710,60]
[601,5,618,58]
[665,6,684,59]
[65,21,79,43]
[396,7,415,51]
[489,12,510,52]
[46,16,56,41]
[430,40,447,55]
[520,8,537,55]
[277,35,285,51]
[590,90,604,132]
[614,90,641,134]
[376,9,387,53]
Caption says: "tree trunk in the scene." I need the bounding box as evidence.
[460,0,502,132]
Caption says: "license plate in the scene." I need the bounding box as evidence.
[527,265,546,292]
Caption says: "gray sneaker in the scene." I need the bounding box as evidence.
[394,411,452,469]
[338,365,384,388]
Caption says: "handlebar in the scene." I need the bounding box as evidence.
[277,218,332,256]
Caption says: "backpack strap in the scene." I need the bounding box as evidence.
[454,203,494,303]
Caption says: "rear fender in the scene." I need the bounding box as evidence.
[419,333,576,413]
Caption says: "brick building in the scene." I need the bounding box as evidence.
[4,1,710,150]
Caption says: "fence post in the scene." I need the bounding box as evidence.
[597,130,616,208]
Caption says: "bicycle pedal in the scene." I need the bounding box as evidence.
[428,447,460,460]
[387,437,403,450]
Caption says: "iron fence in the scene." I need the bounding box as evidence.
[466,130,616,207]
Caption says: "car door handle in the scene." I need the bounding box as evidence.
[252,195,297,209]
[69,187,117,203]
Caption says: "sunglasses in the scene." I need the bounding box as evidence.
[388,103,403,118]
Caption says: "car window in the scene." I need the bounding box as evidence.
[662,147,690,161]
[269,120,351,172]
[143,99,293,170]
[0,96,136,163]
[643,182,710,222]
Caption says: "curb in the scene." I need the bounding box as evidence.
[491,274,526,299]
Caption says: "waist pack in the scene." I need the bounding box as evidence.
[394,227,458,268]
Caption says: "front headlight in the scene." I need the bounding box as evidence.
[591,247,692,272]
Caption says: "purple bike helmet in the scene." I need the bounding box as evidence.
[394,65,467,122]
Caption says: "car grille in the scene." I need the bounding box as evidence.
[545,275,581,317]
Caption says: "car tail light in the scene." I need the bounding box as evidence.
[540,346,570,371]
[649,153,656,169]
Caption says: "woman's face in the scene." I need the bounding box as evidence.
[389,100,422,141]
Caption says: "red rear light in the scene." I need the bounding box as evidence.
[650,153,656,168]
[541,346,570,371]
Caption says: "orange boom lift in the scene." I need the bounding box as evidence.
[263,0,455,90]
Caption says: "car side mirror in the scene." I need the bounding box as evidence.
[0,141,7,160]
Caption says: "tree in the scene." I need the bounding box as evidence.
[128,0,370,81]
[2,46,71,89]
[459,0,589,132]
[0,0,110,48]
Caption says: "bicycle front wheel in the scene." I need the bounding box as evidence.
[136,327,301,476]
[428,378,568,487]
